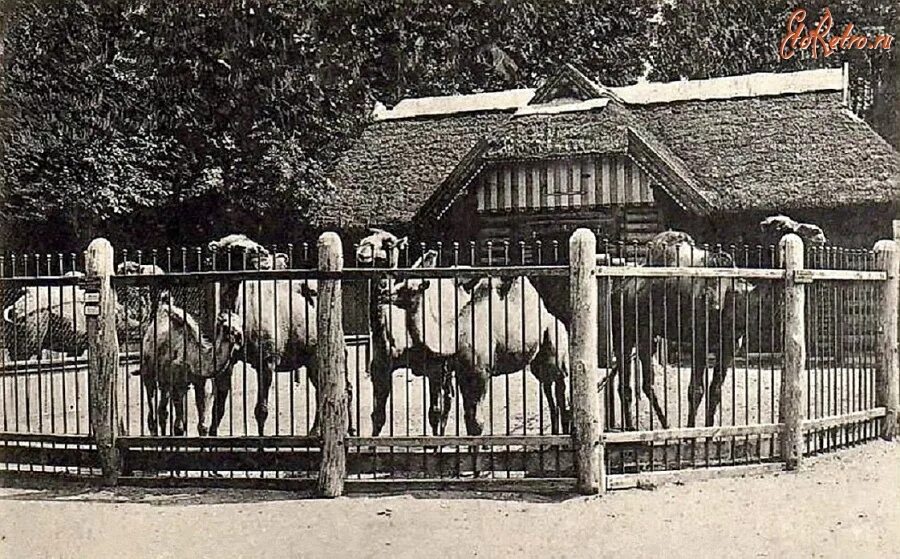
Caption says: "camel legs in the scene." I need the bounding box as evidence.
[172,388,186,436]
[208,374,232,436]
[458,369,486,436]
[686,344,708,428]
[426,362,454,436]
[254,361,275,436]
[194,379,212,436]
[157,385,171,436]
[637,344,669,430]
[143,376,158,436]
[369,357,393,437]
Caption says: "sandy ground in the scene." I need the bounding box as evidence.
[0,347,875,438]
[0,441,897,559]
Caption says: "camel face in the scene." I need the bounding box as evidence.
[356,228,407,267]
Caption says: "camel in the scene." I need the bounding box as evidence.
[206,234,352,437]
[139,304,242,436]
[389,267,571,436]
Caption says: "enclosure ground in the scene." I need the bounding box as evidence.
[0,441,897,558]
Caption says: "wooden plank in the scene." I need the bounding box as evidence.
[120,476,317,492]
[531,166,541,209]
[476,176,485,211]
[85,237,120,484]
[346,448,575,477]
[317,232,347,497]
[503,165,513,211]
[121,448,321,472]
[802,407,885,432]
[608,463,783,491]
[345,478,576,495]
[780,234,805,470]
[571,160,582,207]
[516,167,526,210]
[120,436,320,449]
[605,423,782,444]
[597,266,785,279]
[570,229,603,494]
[546,162,556,209]
[604,157,615,204]
[584,158,596,206]
[803,269,886,281]
[616,155,626,204]
[349,435,571,448]
[0,433,94,445]
[350,266,569,280]
[0,444,100,468]
[875,239,899,440]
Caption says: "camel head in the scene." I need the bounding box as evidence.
[356,228,408,267]
[213,311,244,371]
[760,215,827,246]
[207,234,271,270]
[388,250,438,309]
[117,261,164,276]
[647,230,696,266]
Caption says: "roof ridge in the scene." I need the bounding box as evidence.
[374,67,844,121]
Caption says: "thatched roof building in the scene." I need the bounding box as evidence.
[320,64,899,248]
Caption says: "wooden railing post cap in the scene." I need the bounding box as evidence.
[318,231,342,250]
[873,239,899,254]
[570,228,597,246]
[778,233,803,251]
[87,237,113,252]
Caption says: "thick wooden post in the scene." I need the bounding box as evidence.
[85,238,120,484]
[316,232,347,497]
[569,228,603,494]
[874,239,899,440]
[779,234,805,470]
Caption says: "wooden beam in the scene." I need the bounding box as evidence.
[569,228,603,494]
[316,232,347,497]
[874,238,899,440]
[85,238,120,485]
[597,266,785,279]
[780,234,805,469]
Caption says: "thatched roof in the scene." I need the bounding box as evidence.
[318,66,899,228]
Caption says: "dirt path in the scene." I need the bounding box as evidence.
[1,442,898,558]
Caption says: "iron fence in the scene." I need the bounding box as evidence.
[0,231,895,490]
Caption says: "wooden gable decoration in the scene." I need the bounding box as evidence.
[530,63,607,104]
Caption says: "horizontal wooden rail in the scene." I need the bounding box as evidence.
[0,276,84,287]
[605,423,782,444]
[345,478,576,495]
[799,269,886,282]
[597,266,785,279]
[802,408,886,432]
[0,352,140,375]
[349,435,571,448]
[608,463,783,490]
[0,432,94,445]
[120,435,320,449]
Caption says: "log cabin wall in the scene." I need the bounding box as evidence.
[468,154,666,262]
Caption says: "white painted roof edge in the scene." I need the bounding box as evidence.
[372,68,843,121]
[512,98,609,117]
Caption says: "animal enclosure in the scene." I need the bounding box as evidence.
[0,228,896,496]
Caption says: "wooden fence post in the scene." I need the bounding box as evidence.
[569,228,603,494]
[780,233,805,470]
[874,238,899,440]
[316,232,347,497]
[85,238,120,484]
